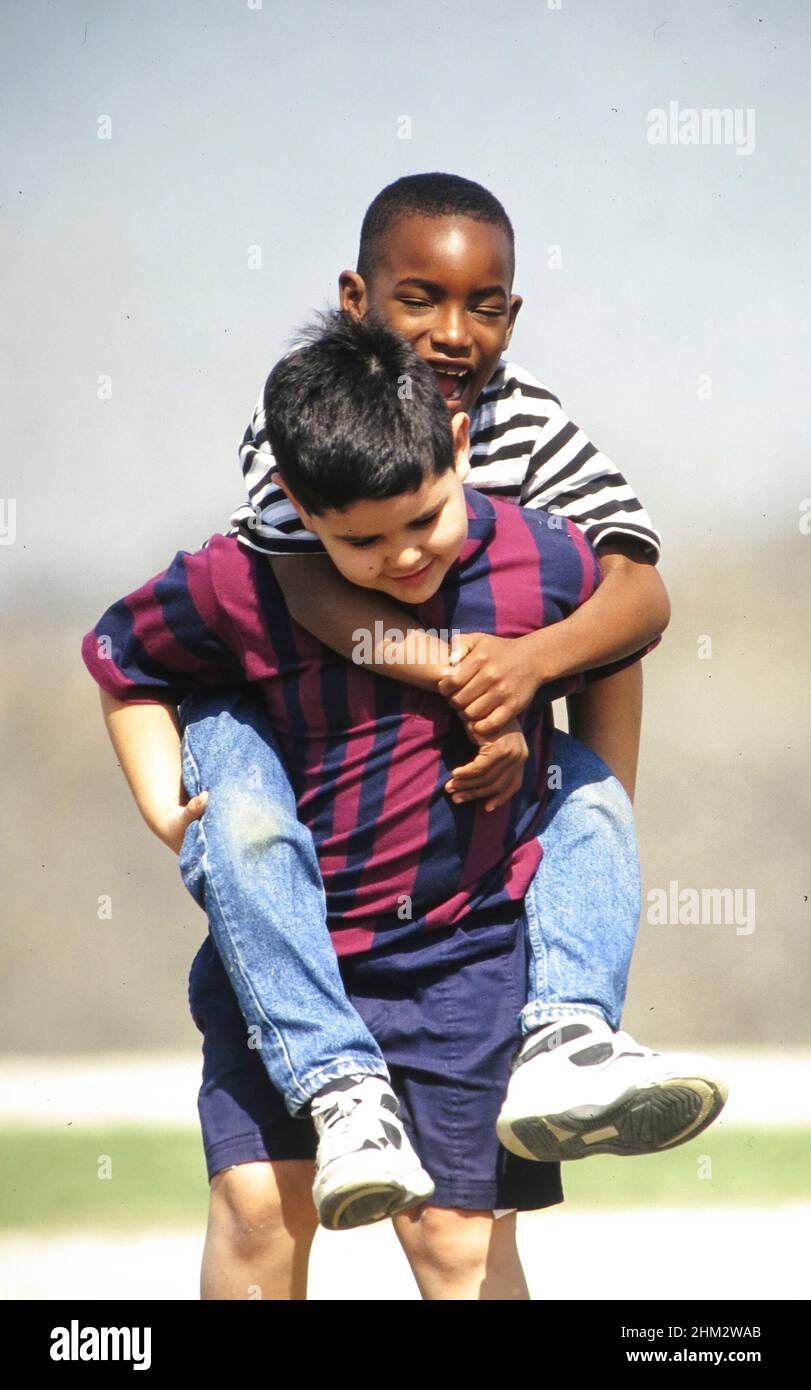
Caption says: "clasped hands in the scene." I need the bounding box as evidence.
[160,631,545,851]
[437,631,544,813]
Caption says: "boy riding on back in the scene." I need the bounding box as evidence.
[85,311,729,1298]
[89,173,728,1238]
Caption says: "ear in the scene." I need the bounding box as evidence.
[450,413,471,482]
[270,470,314,529]
[338,270,369,321]
[503,294,523,351]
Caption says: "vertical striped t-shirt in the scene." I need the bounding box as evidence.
[82,490,643,973]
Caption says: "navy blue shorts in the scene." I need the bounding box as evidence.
[188,918,564,1213]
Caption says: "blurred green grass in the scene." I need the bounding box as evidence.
[1,1126,808,1232]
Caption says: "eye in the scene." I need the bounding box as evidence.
[345,536,378,550]
[472,305,505,318]
[410,509,440,529]
[398,297,433,310]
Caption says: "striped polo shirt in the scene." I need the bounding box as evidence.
[82,490,636,974]
[228,357,662,561]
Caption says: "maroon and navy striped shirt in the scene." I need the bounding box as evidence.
[82,490,640,972]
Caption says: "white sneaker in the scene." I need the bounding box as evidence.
[310,1075,435,1230]
[496,1015,728,1162]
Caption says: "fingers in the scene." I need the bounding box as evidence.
[437,674,518,731]
[166,791,209,855]
[447,750,503,787]
[447,763,509,792]
[449,744,524,782]
[452,770,522,810]
[448,775,499,796]
[442,638,470,670]
[438,638,487,687]
[441,680,501,716]
[444,719,528,810]
[483,774,524,812]
[437,668,492,703]
[184,790,209,822]
[447,751,494,780]
[445,757,524,804]
[448,765,513,793]
[464,711,514,745]
[437,665,472,693]
[439,635,478,677]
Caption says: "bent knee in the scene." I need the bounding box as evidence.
[202,788,305,858]
[218,792,297,851]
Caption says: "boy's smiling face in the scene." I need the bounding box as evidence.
[272,414,472,605]
[339,214,522,416]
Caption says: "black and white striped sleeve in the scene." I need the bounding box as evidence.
[518,399,662,560]
[227,396,327,556]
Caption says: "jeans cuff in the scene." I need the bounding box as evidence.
[282,1057,392,1115]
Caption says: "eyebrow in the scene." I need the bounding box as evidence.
[394,276,508,299]
[335,502,442,543]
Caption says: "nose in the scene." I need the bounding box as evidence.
[430,303,472,353]
[385,544,425,576]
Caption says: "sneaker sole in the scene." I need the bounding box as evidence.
[317,1173,436,1232]
[497,1076,728,1162]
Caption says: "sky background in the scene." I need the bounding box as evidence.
[1,0,809,1050]
[2,0,809,598]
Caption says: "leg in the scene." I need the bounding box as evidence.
[521,729,641,1035]
[499,731,728,1159]
[393,1206,530,1301]
[178,688,389,1114]
[201,1159,318,1300]
[342,920,563,1223]
[187,848,433,1235]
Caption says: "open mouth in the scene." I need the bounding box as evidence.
[432,365,473,407]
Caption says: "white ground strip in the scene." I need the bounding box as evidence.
[1,1048,809,1128]
[2,1205,810,1301]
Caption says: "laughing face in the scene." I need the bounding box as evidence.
[339,214,522,416]
[271,414,472,606]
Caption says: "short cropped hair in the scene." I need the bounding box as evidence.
[263,310,455,517]
[357,172,515,285]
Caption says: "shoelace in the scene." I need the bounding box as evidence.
[311,1089,399,1161]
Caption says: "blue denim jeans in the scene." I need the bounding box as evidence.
[178,689,640,1115]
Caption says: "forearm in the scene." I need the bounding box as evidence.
[270,554,453,690]
[525,547,670,682]
[99,689,185,837]
[566,662,643,802]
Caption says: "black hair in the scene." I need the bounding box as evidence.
[357,171,515,285]
[263,310,455,517]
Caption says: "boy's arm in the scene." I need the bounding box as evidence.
[435,379,666,736]
[98,691,208,854]
[269,543,665,697]
[529,541,669,680]
[565,661,643,802]
[83,543,245,850]
[437,539,669,737]
[270,554,454,688]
